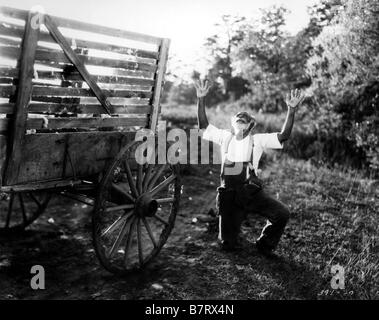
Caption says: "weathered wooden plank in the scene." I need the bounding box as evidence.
[0,85,15,97]
[0,22,159,60]
[28,103,152,115]
[0,118,9,131]
[0,78,13,84]
[26,116,149,130]
[0,6,162,45]
[91,68,154,79]
[0,46,22,64]
[61,75,155,86]
[41,49,157,71]
[0,179,84,192]
[0,103,13,113]
[149,38,170,132]
[0,79,58,89]
[31,96,151,105]
[59,40,158,61]
[0,85,153,99]
[15,131,136,184]
[0,66,154,80]
[4,10,40,185]
[0,45,158,72]
[0,67,18,78]
[0,36,21,46]
[32,86,152,98]
[0,134,8,185]
[0,23,24,39]
[1,102,152,115]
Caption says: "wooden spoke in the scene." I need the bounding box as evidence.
[110,182,135,203]
[5,193,15,228]
[123,159,139,198]
[153,214,169,226]
[101,211,133,237]
[142,144,158,192]
[18,193,27,224]
[0,191,51,233]
[136,218,143,266]
[137,164,143,195]
[146,164,168,191]
[108,213,135,259]
[123,216,138,266]
[142,216,157,248]
[155,197,175,204]
[28,192,41,208]
[104,204,134,213]
[150,175,176,197]
[142,164,154,192]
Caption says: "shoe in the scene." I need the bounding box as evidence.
[255,241,279,260]
[219,241,243,252]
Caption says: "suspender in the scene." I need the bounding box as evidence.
[220,134,233,176]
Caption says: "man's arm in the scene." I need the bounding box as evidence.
[197,97,209,129]
[277,89,306,144]
[195,79,211,129]
[277,108,296,144]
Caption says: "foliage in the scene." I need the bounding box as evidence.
[203,15,250,102]
[307,0,379,171]
[232,5,306,112]
[164,81,197,106]
[163,0,378,173]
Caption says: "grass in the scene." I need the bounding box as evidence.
[266,155,378,299]
[164,154,378,300]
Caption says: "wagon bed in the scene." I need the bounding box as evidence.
[0,6,169,187]
[0,6,181,275]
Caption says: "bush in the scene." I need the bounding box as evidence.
[306,0,379,174]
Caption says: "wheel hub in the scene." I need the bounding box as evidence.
[135,194,158,217]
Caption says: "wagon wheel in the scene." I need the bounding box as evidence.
[0,191,52,235]
[93,140,181,274]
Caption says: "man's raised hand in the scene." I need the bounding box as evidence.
[285,89,306,109]
[194,79,212,98]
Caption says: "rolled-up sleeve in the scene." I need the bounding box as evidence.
[255,133,284,150]
[202,124,227,146]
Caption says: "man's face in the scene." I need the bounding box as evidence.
[231,112,254,133]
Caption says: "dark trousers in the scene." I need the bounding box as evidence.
[216,162,290,250]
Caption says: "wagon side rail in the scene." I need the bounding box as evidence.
[0,6,170,187]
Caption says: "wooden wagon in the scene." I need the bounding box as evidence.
[0,6,181,275]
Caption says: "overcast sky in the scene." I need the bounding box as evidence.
[2,0,319,77]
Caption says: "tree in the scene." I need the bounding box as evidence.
[204,15,250,102]
[306,0,379,171]
[306,0,342,39]
[233,5,297,112]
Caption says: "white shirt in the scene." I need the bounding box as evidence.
[202,124,283,174]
